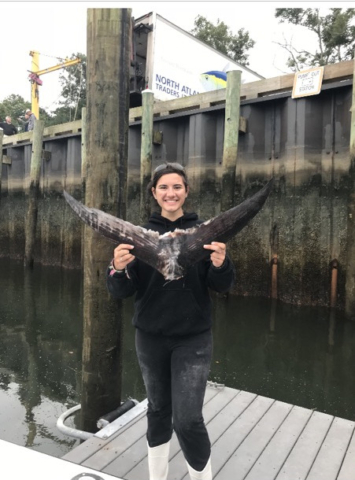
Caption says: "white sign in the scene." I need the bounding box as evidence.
[151,16,260,102]
[292,66,324,99]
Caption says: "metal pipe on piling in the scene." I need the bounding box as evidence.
[24,120,45,268]
[271,255,278,300]
[330,259,338,309]
[220,70,242,213]
[140,89,154,224]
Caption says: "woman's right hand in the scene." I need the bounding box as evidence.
[113,244,135,270]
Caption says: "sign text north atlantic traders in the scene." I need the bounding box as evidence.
[155,74,199,98]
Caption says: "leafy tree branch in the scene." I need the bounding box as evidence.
[275,8,355,71]
[191,15,255,66]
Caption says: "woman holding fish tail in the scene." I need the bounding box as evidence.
[107,163,235,480]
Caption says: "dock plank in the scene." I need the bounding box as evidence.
[62,385,355,480]
[83,416,148,471]
[337,428,355,480]
[275,411,334,480]
[106,386,238,479]
[79,383,220,473]
[306,417,355,480]
[215,400,292,480]
[172,390,257,480]
[244,405,313,480]
[207,394,275,479]
[125,387,243,480]
[337,430,355,480]
[63,409,147,464]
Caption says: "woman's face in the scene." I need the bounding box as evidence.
[152,173,188,220]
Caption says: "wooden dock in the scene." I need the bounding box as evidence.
[62,382,355,480]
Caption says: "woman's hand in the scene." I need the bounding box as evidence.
[203,241,226,268]
[113,244,135,270]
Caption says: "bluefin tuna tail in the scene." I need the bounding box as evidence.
[199,178,274,243]
[177,178,274,270]
[63,178,274,281]
[63,191,163,272]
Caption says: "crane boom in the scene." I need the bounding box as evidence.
[36,58,81,76]
[29,51,82,119]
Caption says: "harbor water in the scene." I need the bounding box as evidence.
[1,258,355,458]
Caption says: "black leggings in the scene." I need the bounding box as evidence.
[135,328,213,471]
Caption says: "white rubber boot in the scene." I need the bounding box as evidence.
[147,440,170,480]
[186,456,212,480]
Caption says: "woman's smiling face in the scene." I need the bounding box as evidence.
[152,173,189,221]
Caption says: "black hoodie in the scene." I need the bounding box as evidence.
[106,211,235,336]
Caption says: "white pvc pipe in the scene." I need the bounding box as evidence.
[56,404,94,441]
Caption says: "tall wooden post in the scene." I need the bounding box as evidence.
[345,56,355,320]
[220,70,242,212]
[140,89,154,223]
[81,107,87,267]
[24,120,44,267]
[81,107,87,202]
[81,8,131,432]
[29,50,40,119]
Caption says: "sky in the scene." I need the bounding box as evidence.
[0,1,353,113]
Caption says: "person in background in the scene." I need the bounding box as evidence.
[17,109,36,132]
[106,162,235,480]
[17,112,30,132]
[0,116,17,136]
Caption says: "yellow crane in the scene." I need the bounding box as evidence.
[28,51,81,119]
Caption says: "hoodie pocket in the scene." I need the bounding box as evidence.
[136,288,207,335]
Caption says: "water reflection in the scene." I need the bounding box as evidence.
[211,294,355,421]
[0,259,83,456]
[0,258,145,457]
[1,258,355,459]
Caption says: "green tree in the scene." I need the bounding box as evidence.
[57,52,86,123]
[0,94,60,130]
[0,94,31,128]
[44,106,76,127]
[0,94,57,130]
[275,8,355,71]
[191,15,255,66]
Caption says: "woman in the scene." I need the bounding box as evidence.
[106,162,235,480]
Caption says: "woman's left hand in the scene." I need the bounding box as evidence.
[203,241,226,268]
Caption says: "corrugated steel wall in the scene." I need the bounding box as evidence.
[0,82,353,309]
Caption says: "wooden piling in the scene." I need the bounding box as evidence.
[24,120,45,268]
[81,8,131,432]
[140,89,154,224]
[345,57,355,319]
[81,107,87,203]
[81,107,87,267]
[220,70,242,212]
